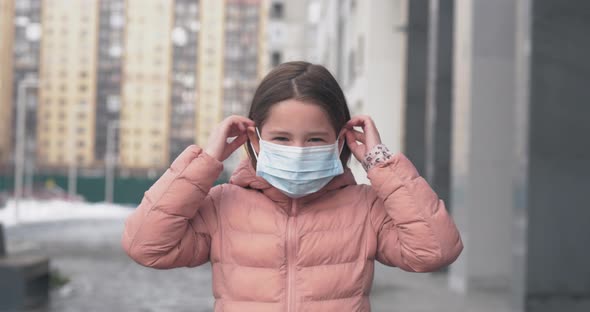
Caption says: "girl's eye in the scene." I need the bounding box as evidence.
[272,137,289,141]
[308,138,325,142]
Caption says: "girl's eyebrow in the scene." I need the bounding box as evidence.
[267,130,330,137]
[267,130,292,136]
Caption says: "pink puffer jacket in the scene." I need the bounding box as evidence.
[122,145,463,312]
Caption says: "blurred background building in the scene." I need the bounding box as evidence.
[0,0,268,202]
[95,0,124,170]
[120,0,173,172]
[266,0,307,66]
[170,0,199,165]
[38,0,99,169]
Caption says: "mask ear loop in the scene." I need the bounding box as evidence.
[336,131,346,155]
[249,127,262,160]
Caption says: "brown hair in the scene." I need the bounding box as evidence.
[246,61,352,168]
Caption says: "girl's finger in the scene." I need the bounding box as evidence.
[345,119,365,130]
[226,126,244,138]
[346,116,378,135]
[345,131,361,151]
[224,116,254,135]
[227,121,250,137]
[228,133,249,151]
[345,115,369,128]
[352,130,366,142]
[231,116,256,127]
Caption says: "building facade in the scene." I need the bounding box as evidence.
[95,0,125,166]
[119,0,174,171]
[169,0,200,162]
[37,0,100,168]
[0,0,268,178]
[266,0,307,68]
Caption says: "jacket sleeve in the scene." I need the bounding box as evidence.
[367,153,463,272]
[121,145,223,269]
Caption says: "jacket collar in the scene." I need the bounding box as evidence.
[229,158,357,207]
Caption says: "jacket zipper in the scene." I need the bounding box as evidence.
[286,199,298,312]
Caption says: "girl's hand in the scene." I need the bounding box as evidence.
[344,115,382,163]
[204,116,255,162]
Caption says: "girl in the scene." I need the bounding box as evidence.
[122,61,463,312]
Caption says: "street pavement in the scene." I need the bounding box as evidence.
[4,219,510,312]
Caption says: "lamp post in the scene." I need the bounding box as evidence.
[104,120,120,203]
[67,104,80,199]
[13,77,38,224]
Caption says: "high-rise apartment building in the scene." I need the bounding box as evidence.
[223,0,263,119]
[170,0,199,161]
[196,0,225,147]
[119,0,174,170]
[37,0,100,167]
[0,0,268,177]
[196,0,267,149]
[95,0,125,165]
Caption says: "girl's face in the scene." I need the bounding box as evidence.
[249,99,342,153]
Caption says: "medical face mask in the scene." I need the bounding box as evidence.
[250,128,344,198]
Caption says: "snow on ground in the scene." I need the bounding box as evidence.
[0,199,133,227]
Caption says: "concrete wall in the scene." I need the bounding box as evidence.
[513,0,590,311]
[449,0,516,293]
[402,0,454,205]
[402,0,428,174]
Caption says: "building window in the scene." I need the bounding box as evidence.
[271,51,282,67]
[270,2,284,19]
